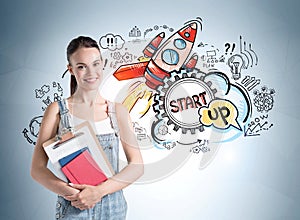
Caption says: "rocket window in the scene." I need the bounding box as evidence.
[174,39,186,50]
[162,49,179,65]
[184,32,190,38]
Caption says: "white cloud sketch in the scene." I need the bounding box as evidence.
[99,33,125,51]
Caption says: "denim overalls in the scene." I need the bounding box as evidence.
[55,99,127,220]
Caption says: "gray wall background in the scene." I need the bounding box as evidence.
[0,0,299,219]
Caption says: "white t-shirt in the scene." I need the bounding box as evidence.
[64,99,115,135]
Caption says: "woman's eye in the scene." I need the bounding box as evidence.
[94,62,100,66]
[77,65,86,70]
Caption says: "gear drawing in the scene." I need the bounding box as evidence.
[153,68,217,134]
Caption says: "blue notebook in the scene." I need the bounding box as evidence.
[59,147,89,167]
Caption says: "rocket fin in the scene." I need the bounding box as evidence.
[143,32,165,58]
[184,53,198,69]
[113,61,149,80]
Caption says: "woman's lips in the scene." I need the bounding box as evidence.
[84,77,98,83]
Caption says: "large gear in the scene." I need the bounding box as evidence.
[153,68,217,134]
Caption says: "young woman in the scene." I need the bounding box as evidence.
[31,36,144,219]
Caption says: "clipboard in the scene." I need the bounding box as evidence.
[43,121,115,183]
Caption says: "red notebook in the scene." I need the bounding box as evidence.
[61,149,107,186]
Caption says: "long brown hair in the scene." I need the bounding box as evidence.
[65,36,100,95]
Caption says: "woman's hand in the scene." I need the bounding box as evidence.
[63,183,104,210]
[62,185,81,197]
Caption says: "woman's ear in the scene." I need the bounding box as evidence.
[67,64,74,75]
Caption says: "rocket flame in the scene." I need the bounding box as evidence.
[122,81,153,118]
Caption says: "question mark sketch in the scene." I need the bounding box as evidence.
[225,43,230,54]
[225,43,235,55]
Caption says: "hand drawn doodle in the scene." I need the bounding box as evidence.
[129,26,142,38]
[239,35,250,69]
[238,35,258,68]
[35,88,44,99]
[197,42,208,47]
[224,43,236,55]
[204,50,219,68]
[196,43,221,69]
[113,21,201,125]
[109,51,136,69]
[39,82,63,111]
[253,86,275,113]
[103,58,108,70]
[122,52,133,63]
[219,55,226,62]
[35,84,50,99]
[244,114,273,137]
[53,93,62,102]
[249,43,258,66]
[29,116,43,137]
[22,115,43,145]
[24,81,64,146]
[225,36,258,80]
[112,51,122,60]
[184,17,203,30]
[199,99,242,131]
[133,122,151,142]
[204,71,252,124]
[42,96,52,111]
[177,139,202,145]
[183,53,198,71]
[151,119,179,150]
[190,140,210,154]
[22,128,34,145]
[227,54,246,80]
[23,18,277,172]
[153,68,217,134]
[52,81,63,91]
[103,19,275,170]
[99,33,125,51]
[144,24,174,38]
[122,81,153,116]
[162,142,177,150]
[35,81,64,111]
[241,75,260,91]
[143,32,165,58]
[114,21,200,90]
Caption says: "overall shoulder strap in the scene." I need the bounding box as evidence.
[107,101,120,137]
[57,99,74,137]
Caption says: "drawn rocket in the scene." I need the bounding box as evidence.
[143,32,165,58]
[183,53,198,70]
[113,22,198,90]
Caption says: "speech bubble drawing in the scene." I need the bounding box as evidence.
[199,99,242,131]
[99,33,125,51]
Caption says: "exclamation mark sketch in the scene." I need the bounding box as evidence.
[103,58,108,70]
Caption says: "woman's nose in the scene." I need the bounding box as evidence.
[85,66,92,75]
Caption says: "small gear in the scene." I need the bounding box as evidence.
[153,68,217,134]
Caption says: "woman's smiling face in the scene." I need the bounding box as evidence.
[69,47,103,92]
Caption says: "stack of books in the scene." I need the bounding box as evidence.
[43,121,114,185]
